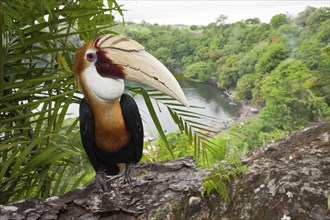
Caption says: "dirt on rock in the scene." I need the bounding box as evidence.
[223,120,330,220]
[164,121,330,220]
[201,120,330,220]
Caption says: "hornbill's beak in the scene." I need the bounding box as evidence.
[91,34,189,107]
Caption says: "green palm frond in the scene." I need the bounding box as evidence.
[0,0,122,204]
[1,0,219,204]
[128,87,219,166]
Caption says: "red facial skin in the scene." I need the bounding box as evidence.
[95,50,125,79]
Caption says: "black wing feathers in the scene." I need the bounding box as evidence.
[120,93,144,162]
[79,95,143,175]
[79,98,100,171]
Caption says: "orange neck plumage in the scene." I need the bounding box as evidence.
[87,96,130,153]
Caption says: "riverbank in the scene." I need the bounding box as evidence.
[223,88,259,121]
[207,100,259,137]
[237,101,259,122]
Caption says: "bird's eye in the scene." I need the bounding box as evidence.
[86,52,97,62]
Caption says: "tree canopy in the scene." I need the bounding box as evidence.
[1,2,329,204]
[121,6,330,131]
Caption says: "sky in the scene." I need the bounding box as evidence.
[116,0,329,25]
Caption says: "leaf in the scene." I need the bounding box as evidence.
[140,88,175,158]
[0,0,122,204]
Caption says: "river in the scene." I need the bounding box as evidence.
[68,80,241,138]
[126,80,241,138]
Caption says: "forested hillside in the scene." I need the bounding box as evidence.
[119,7,329,133]
[1,1,329,206]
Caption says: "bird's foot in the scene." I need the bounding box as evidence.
[95,169,108,195]
[105,173,124,183]
[124,163,135,184]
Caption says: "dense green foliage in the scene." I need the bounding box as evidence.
[1,2,329,204]
[121,7,330,132]
[0,0,123,203]
[120,7,329,197]
[0,0,219,204]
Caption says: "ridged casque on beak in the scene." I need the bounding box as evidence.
[93,34,189,107]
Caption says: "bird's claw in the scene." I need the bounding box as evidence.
[124,175,132,184]
[124,163,134,184]
[96,170,109,195]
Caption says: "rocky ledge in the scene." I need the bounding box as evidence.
[1,121,329,219]
[168,121,330,220]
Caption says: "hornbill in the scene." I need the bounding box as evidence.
[74,35,188,188]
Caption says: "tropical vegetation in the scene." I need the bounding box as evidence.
[120,7,329,197]
[0,0,124,204]
[121,6,329,153]
[1,0,329,204]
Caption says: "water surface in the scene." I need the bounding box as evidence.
[128,80,241,137]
